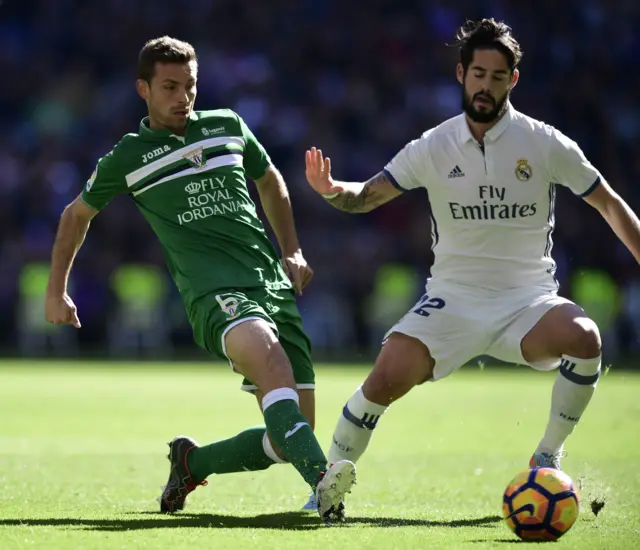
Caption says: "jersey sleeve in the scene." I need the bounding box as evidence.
[383,131,432,191]
[237,115,272,180]
[81,149,127,211]
[548,128,602,197]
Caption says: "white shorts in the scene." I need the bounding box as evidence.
[383,281,573,381]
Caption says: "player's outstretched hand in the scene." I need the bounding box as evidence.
[282,250,313,296]
[45,293,81,328]
[305,147,345,197]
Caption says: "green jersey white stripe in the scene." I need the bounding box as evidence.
[125,136,245,188]
[131,153,243,197]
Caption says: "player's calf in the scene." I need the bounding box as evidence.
[522,305,602,459]
[328,332,434,465]
[256,388,316,463]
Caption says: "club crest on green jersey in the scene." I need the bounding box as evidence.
[183,146,206,169]
[215,294,240,319]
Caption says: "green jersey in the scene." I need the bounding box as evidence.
[82,109,291,312]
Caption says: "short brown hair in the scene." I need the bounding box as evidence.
[452,19,523,73]
[138,36,197,82]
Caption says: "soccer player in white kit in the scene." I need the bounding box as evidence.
[304,19,640,475]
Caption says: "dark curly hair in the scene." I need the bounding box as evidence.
[451,18,523,73]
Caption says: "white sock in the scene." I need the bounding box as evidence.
[328,386,388,464]
[536,354,601,455]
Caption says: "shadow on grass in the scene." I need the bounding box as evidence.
[0,512,503,532]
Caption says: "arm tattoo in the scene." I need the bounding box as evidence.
[325,172,393,213]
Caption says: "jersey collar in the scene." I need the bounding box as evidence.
[139,111,199,138]
[458,102,515,144]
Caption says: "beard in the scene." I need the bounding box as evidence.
[462,88,510,123]
[148,98,190,133]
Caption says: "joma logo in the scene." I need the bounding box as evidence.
[142,145,171,164]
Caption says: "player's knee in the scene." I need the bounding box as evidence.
[565,317,601,359]
[228,320,296,392]
[362,367,397,406]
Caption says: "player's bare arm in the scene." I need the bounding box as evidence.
[305,147,402,213]
[583,180,640,264]
[324,172,401,214]
[45,196,98,327]
[254,165,313,294]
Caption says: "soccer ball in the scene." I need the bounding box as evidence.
[502,467,579,541]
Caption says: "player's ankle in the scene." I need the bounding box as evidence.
[535,446,561,456]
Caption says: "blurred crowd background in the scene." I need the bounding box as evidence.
[1,0,639,364]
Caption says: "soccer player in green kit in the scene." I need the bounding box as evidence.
[44,36,355,522]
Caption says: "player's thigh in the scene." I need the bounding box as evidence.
[266,288,316,394]
[234,288,315,397]
[192,290,295,393]
[364,291,485,405]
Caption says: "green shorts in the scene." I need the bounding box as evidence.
[189,287,314,393]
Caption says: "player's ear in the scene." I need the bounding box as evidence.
[510,69,519,89]
[136,79,150,101]
[456,63,464,85]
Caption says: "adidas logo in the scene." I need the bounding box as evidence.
[448,165,465,178]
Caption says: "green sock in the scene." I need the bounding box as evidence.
[187,426,275,482]
[262,388,327,490]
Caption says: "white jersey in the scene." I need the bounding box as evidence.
[384,104,602,292]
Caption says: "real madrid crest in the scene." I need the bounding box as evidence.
[515,159,532,182]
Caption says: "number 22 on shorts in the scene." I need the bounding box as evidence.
[413,293,445,317]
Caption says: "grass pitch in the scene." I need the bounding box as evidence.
[0,361,638,549]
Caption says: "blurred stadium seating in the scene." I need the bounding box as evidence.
[1,0,639,362]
